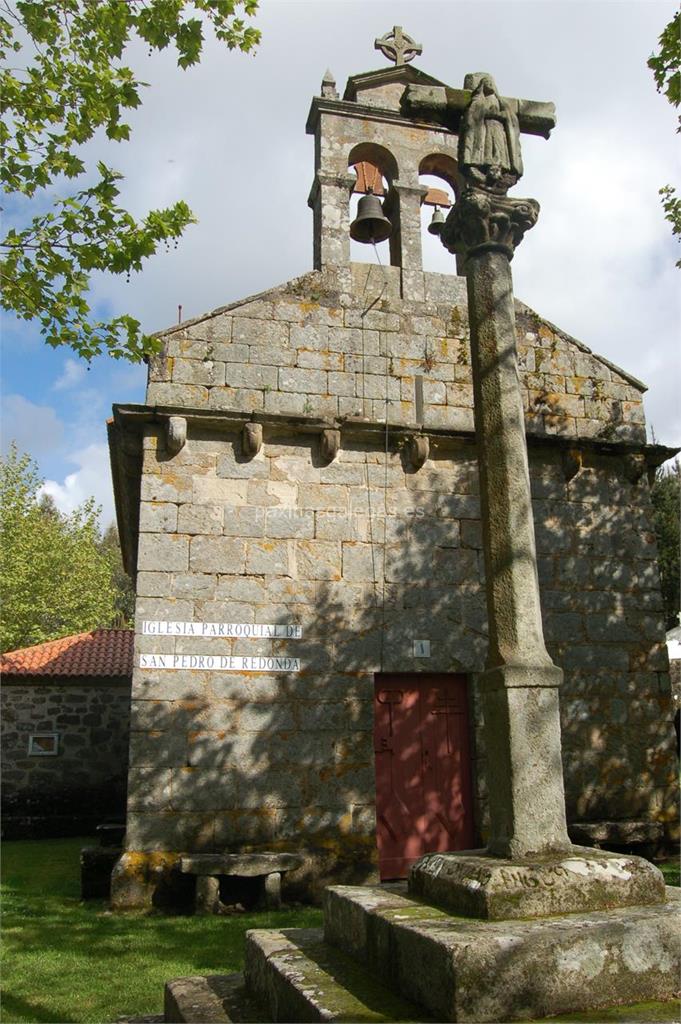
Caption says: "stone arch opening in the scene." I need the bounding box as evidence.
[418,153,459,273]
[348,143,399,186]
[348,143,399,265]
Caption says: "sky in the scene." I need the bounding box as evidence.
[1,0,679,528]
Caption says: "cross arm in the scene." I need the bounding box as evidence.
[401,84,557,139]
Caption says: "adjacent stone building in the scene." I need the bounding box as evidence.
[1,629,133,838]
[108,52,679,906]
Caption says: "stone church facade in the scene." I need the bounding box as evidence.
[108,57,678,906]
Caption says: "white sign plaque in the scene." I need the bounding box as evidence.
[139,653,301,672]
[141,620,302,639]
[413,639,431,658]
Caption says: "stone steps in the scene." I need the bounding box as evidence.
[321,884,681,1023]
[161,882,681,1022]
[164,972,264,1023]
[244,925,433,1022]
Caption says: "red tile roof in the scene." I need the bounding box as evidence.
[1,629,133,679]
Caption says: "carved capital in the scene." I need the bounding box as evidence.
[441,186,539,261]
[166,416,187,455]
[307,171,356,209]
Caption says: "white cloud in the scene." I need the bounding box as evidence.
[1,395,64,455]
[53,357,87,391]
[41,443,115,525]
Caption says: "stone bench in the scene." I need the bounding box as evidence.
[180,853,303,914]
[568,820,664,855]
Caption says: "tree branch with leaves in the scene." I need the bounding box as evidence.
[0,0,260,361]
[648,11,680,267]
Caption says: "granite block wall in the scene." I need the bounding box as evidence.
[1,681,131,837]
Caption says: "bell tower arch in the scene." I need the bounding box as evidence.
[306,44,461,299]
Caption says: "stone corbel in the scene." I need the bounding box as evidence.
[562,448,582,482]
[623,453,645,484]
[320,428,341,464]
[406,434,429,470]
[242,422,263,457]
[166,416,187,455]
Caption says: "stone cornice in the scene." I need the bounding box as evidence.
[305,95,453,137]
[110,403,677,462]
[306,92,555,140]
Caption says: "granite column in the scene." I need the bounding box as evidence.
[443,188,571,858]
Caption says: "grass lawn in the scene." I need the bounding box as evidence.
[659,858,680,887]
[1,836,322,1024]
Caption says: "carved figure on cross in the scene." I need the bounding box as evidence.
[402,76,555,197]
[459,73,523,189]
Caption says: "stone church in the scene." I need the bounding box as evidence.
[108,37,679,906]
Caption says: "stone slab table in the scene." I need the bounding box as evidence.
[180,853,303,914]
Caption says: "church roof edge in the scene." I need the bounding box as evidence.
[515,299,648,393]
[150,272,322,341]
[342,64,448,102]
[148,273,646,395]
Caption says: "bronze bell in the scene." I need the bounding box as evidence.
[428,204,446,236]
[350,190,392,244]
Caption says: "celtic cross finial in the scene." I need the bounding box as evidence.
[374,26,422,66]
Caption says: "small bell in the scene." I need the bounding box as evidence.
[350,189,392,244]
[428,204,446,236]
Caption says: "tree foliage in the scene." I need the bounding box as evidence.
[0,0,260,361]
[98,521,136,625]
[648,11,681,267]
[650,461,680,631]
[648,11,681,109]
[0,444,119,651]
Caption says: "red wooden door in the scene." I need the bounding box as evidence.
[374,674,474,880]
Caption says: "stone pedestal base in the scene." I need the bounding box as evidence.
[160,880,681,1021]
[321,883,681,1022]
[408,846,666,920]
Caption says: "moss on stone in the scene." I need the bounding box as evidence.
[526,998,681,1022]
[378,902,466,923]
[275,936,434,1022]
